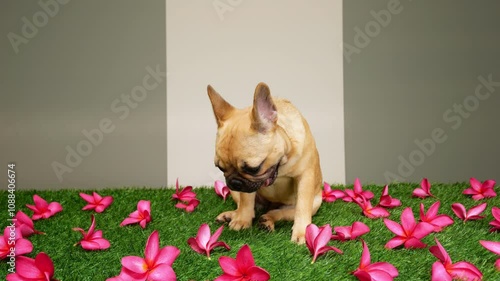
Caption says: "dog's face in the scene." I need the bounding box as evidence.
[207,83,287,193]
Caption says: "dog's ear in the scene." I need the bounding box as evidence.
[251,82,277,133]
[207,85,235,128]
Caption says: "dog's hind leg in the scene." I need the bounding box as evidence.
[258,194,322,234]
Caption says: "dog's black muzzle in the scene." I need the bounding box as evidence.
[226,163,280,193]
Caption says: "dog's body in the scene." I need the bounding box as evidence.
[207,82,323,244]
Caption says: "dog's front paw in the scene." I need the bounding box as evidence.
[291,228,306,245]
[216,211,236,224]
[258,215,275,232]
[228,218,252,231]
[216,211,252,231]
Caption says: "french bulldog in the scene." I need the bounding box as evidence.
[207,82,323,244]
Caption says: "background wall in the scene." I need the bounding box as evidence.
[344,0,500,185]
[166,0,345,187]
[0,0,166,190]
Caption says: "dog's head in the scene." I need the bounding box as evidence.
[207,82,288,193]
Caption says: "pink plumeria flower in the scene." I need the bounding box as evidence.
[490,207,500,232]
[412,178,435,199]
[73,214,110,251]
[14,210,44,237]
[188,224,230,259]
[352,240,399,281]
[355,197,390,219]
[419,202,454,232]
[6,252,59,281]
[343,178,374,202]
[378,185,402,208]
[322,182,345,202]
[172,178,196,202]
[305,223,343,263]
[463,177,497,200]
[215,244,270,281]
[120,200,152,228]
[451,202,487,222]
[430,238,483,281]
[107,230,179,281]
[331,221,370,241]
[25,194,63,220]
[79,191,113,213]
[214,180,230,201]
[1,226,33,260]
[384,207,434,249]
[479,240,500,271]
[175,198,200,213]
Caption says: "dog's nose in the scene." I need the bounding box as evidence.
[228,179,244,190]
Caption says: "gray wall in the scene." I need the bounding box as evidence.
[344,0,500,184]
[1,0,166,189]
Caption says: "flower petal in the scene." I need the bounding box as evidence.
[429,238,451,264]
[412,222,434,239]
[246,266,271,281]
[385,237,406,249]
[122,256,148,274]
[218,256,240,276]
[451,203,466,220]
[155,246,180,266]
[383,219,405,237]
[480,240,500,255]
[431,262,452,281]
[468,202,487,217]
[400,208,416,233]
[236,245,256,272]
[144,231,160,266]
[147,264,176,281]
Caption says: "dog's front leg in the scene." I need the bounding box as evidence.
[291,170,321,244]
[216,190,255,231]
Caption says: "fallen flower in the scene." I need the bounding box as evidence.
[451,202,487,222]
[188,223,230,259]
[73,214,110,251]
[378,185,402,208]
[6,252,59,281]
[14,210,44,237]
[331,221,370,241]
[172,178,196,202]
[343,178,374,202]
[25,194,63,220]
[430,238,482,281]
[306,223,343,263]
[120,200,151,228]
[1,226,33,260]
[215,244,270,281]
[352,240,399,281]
[384,207,434,249]
[106,230,179,281]
[463,177,497,200]
[412,178,434,199]
[79,191,113,213]
[175,198,200,213]
[322,182,345,202]
[215,180,230,201]
[355,197,390,219]
[490,207,500,232]
[479,240,500,271]
[419,202,454,232]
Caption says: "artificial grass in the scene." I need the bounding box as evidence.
[1,182,499,280]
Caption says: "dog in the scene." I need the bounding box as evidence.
[207,82,323,244]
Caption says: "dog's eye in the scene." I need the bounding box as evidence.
[242,162,263,175]
[215,164,226,173]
